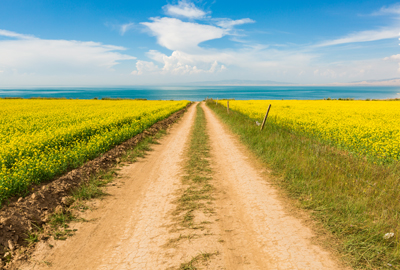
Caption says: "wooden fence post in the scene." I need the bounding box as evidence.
[260,104,272,131]
[227,100,230,114]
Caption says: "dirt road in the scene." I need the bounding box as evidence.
[20,103,346,270]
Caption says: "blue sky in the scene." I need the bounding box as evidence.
[0,0,399,86]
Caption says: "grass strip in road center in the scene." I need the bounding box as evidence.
[206,100,400,270]
[170,104,217,269]
[173,104,214,230]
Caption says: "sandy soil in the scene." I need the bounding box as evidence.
[18,103,347,270]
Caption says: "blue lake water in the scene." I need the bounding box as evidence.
[0,86,399,101]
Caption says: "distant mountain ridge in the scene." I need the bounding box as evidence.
[182,79,292,86]
[350,78,400,83]
[329,78,400,86]
[170,78,400,87]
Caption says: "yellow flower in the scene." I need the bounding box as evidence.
[0,99,190,200]
[218,99,400,162]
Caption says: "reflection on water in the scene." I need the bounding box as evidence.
[0,86,399,101]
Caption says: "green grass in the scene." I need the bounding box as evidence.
[172,105,215,230]
[179,252,219,270]
[48,211,78,240]
[121,130,165,162]
[25,224,43,245]
[71,175,108,201]
[207,100,400,270]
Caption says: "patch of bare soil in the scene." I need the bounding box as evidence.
[0,104,190,269]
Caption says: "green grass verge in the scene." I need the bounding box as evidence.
[207,101,400,270]
[71,133,165,202]
[41,129,168,243]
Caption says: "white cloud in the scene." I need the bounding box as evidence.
[143,50,227,74]
[132,3,400,83]
[120,23,135,35]
[131,60,160,75]
[141,17,226,51]
[316,58,399,80]
[138,3,315,78]
[137,2,262,75]
[384,54,400,60]
[2,3,394,85]
[163,0,206,19]
[373,3,400,15]
[316,3,400,47]
[384,54,400,72]
[0,29,36,40]
[129,43,317,77]
[315,28,400,47]
[215,18,255,29]
[136,9,315,77]
[0,30,135,76]
[129,38,400,84]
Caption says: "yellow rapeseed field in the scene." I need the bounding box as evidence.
[218,100,400,162]
[0,99,189,203]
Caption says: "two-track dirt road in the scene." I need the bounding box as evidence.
[20,103,347,270]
